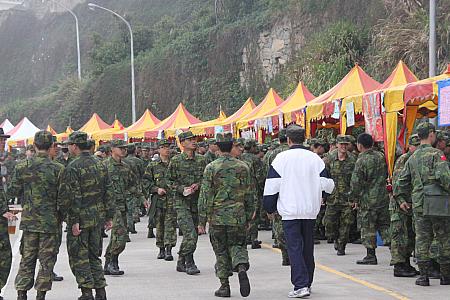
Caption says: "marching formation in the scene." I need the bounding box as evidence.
[1,122,450,300]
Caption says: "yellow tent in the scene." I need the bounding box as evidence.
[90,119,125,142]
[46,125,57,135]
[55,126,74,142]
[79,113,111,135]
[190,110,227,136]
[112,109,161,140]
[218,98,256,126]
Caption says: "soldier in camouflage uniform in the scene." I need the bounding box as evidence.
[311,138,327,243]
[56,141,75,167]
[123,143,146,234]
[168,131,206,275]
[240,139,264,249]
[198,132,253,298]
[103,140,142,276]
[323,135,356,256]
[394,123,450,286]
[204,138,218,165]
[0,128,14,300]
[142,139,177,261]
[59,131,115,300]
[7,131,64,300]
[389,134,420,277]
[350,133,390,265]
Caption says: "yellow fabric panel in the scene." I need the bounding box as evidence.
[284,112,292,124]
[384,112,398,176]
[306,104,324,122]
[384,87,406,113]
[404,105,419,148]
[340,113,347,134]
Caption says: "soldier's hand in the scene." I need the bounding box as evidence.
[191,183,199,191]
[400,202,411,212]
[2,211,17,221]
[104,220,113,231]
[72,223,81,236]
[251,211,257,220]
[197,225,206,235]
[157,188,166,196]
[351,202,358,210]
[267,213,275,221]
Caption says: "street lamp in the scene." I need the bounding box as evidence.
[88,2,136,123]
[46,0,82,81]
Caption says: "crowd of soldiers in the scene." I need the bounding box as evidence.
[0,120,449,300]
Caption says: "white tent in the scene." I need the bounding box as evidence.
[0,119,14,133]
[7,117,40,147]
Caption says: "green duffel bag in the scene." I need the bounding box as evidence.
[423,184,450,217]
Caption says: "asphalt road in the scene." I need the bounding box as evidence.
[2,217,449,300]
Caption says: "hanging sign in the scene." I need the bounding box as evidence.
[438,79,450,126]
[346,102,355,127]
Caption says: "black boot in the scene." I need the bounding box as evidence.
[78,288,94,300]
[17,290,27,300]
[185,254,200,275]
[429,259,441,279]
[356,248,377,265]
[394,263,417,277]
[337,244,346,256]
[94,287,107,300]
[129,223,137,234]
[103,258,111,275]
[147,229,155,238]
[214,279,231,298]
[157,247,166,259]
[176,256,186,272]
[333,241,338,250]
[440,264,450,285]
[327,238,334,244]
[106,256,124,276]
[281,249,290,266]
[164,246,173,261]
[405,259,419,275]
[52,271,63,281]
[237,264,250,297]
[415,262,430,286]
[251,241,261,249]
[36,291,46,300]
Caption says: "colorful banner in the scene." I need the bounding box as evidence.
[438,79,450,126]
[362,93,383,142]
[346,102,355,127]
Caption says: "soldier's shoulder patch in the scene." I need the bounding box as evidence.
[441,155,447,161]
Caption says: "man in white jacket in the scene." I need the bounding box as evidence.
[263,125,335,298]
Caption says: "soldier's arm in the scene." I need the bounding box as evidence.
[244,167,255,223]
[103,166,115,221]
[128,168,145,204]
[168,159,185,195]
[55,165,65,222]
[198,165,213,227]
[61,167,83,225]
[142,163,157,198]
[434,152,450,192]
[6,163,24,200]
[349,160,364,205]
[393,161,412,205]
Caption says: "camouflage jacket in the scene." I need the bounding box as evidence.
[394,144,450,213]
[0,193,8,232]
[198,154,254,227]
[323,151,356,206]
[102,156,141,212]
[124,155,145,180]
[59,152,115,228]
[56,154,75,167]
[204,150,217,165]
[142,159,171,208]
[391,152,412,211]
[240,151,265,194]
[350,149,389,209]
[8,153,64,233]
[168,152,206,206]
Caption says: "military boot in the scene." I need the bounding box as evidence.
[356,248,377,265]
[415,262,430,286]
[429,259,441,279]
[176,256,186,272]
[52,272,63,282]
[237,264,250,297]
[106,256,124,276]
[251,241,261,249]
[281,249,290,266]
[440,264,450,285]
[36,291,46,300]
[186,254,201,275]
[129,223,137,234]
[394,263,416,277]
[78,288,94,300]
[405,259,419,275]
[147,229,155,238]
[17,290,27,300]
[336,245,346,256]
[157,247,166,259]
[214,279,231,298]
[164,246,174,261]
[103,258,111,275]
[113,256,125,275]
[94,287,107,300]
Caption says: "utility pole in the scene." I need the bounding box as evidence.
[429,0,436,77]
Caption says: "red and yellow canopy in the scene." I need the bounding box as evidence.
[91,118,125,141]
[55,126,74,142]
[115,109,161,139]
[46,125,57,135]
[79,113,110,135]
[190,110,227,136]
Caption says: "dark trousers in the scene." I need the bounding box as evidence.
[283,219,315,290]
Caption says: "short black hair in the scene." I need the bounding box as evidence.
[279,136,288,143]
[286,125,305,144]
[217,141,233,153]
[127,148,135,155]
[78,143,91,151]
[357,133,373,149]
[34,143,52,151]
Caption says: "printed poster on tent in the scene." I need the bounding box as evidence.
[362,93,383,142]
[438,79,450,126]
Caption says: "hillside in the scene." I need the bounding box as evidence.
[0,0,449,131]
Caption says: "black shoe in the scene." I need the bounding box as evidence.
[429,260,441,279]
[314,239,320,245]
[36,291,46,300]
[333,242,338,250]
[52,272,64,281]
[251,241,261,249]
[129,229,137,234]
[17,290,27,300]
[157,248,166,259]
[356,248,377,265]
[394,263,417,277]
[185,254,200,275]
[272,243,279,249]
[415,263,430,286]
[214,284,231,297]
[282,256,290,266]
[94,287,107,300]
[125,235,131,243]
[147,230,155,238]
[238,268,251,297]
[327,238,334,244]
[440,276,450,285]
[352,239,362,244]
[176,256,186,272]
[337,247,345,256]
[78,288,94,300]
[405,260,420,275]
[103,259,111,275]
[164,246,174,261]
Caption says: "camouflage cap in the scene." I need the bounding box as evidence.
[315,138,326,145]
[234,138,245,146]
[328,137,336,145]
[278,128,287,140]
[416,122,436,137]
[26,144,35,151]
[308,138,317,146]
[197,141,207,148]
[127,142,136,151]
[68,131,88,145]
[110,139,127,148]
[408,134,420,146]
[244,139,257,148]
[207,138,217,145]
[178,131,195,141]
[34,130,55,147]
[158,139,170,147]
[216,132,234,143]
[141,142,151,150]
[336,135,351,144]
[435,130,448,141]
[87,139,96,148]
[348,135,356,144]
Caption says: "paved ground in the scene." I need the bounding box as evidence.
[2,217,449,300]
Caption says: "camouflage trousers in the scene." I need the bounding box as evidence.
[175,200,198,257]
[273,213,288,261]
[314,205,326,237]
[389,211,415,265]
[209,225,249,280]
[0,222,11,292]
[414,212,450,265]
[323,204,354,248]
[105,210,128,260]
[247,207,260,242]
[67,225,106,289]
[155,206,177,248]
[127,199,140,231]
[15,231,58,292]
[359,206,390,249]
